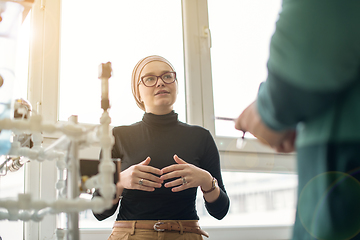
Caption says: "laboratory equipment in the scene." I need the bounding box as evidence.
[0,2,117,238]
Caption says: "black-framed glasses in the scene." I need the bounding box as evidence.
[138,72,177,87]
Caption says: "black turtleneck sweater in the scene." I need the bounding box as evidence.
[94,111,229,221]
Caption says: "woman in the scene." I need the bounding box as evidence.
[94,55,230,240]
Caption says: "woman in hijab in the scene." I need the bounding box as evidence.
[93,55,229,240]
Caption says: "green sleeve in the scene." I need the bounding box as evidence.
[257,0,360,131]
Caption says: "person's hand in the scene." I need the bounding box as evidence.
[119,157,163,192]
[160,155,213,192]
[235,101,296,153]
[273,130,296,153]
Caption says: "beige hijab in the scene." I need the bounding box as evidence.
[131,55,175,111]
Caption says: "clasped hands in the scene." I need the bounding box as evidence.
[118,154,213,193]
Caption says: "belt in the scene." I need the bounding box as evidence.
[113,220,209,238]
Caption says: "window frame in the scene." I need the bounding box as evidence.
[182,0,295,171]
[25,0,296,239]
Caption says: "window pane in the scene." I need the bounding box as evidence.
[197,172,297,227]
[14,11,31,100]
[59,0,185,125]
[0,168,25,239]
[208,0,282,137]
[60,0,184,229]
[0,10,29,239]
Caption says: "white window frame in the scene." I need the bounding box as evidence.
[182,0,296,173]
[25,0,296,239]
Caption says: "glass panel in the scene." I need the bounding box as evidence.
[59,0,185,125]
[197,171,297,227]
[208,0,282,137]
[60,0,183,229]
[0,168,25,239]
[0,11,30,240]
[0,2,25,155]
[14,11,31,100]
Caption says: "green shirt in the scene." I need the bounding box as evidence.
[256,0,360,239]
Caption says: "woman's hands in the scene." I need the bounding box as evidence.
[160,155,213,192]
[115,155,220,203]
[235,101,296,153]
[119,155,212,193]
[119,157,163,192]
[113,157,162,204]
[160,155,220,203]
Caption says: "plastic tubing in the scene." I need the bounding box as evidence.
[96,62,116,207]
[0,62,117,221]
[56,228,66,240]
[56,156,67,198]
[0,115,86,139]
[0,196,114,221]
[0,124,114,219]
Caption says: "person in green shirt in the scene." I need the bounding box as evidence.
[235,0,360,239]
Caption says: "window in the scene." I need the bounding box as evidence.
[78,172,297,229]
[0,8,30,240]
[59,0,185,230]
[197,172,297,227]
[27,0,297,239]
[14,10,31,100]
[208,0,282,138]
[59,0,185,125]
[0,168,25,240]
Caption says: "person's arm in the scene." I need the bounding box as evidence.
[92,189,119,221]
[201,131,230,220]
[258,0,360,131]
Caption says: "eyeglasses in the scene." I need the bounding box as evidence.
[138,72,176,87]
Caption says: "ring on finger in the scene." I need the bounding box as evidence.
[182,176,187,185]
[139,178,144,186]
